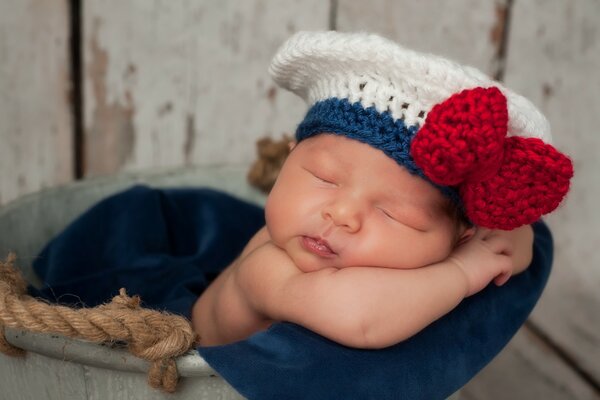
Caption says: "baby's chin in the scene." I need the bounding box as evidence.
[286,247,340,273]
[292,255,339,273]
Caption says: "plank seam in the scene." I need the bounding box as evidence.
[525,320,600,396]
[494,0,513,81]
[329,0,338,30]
[69,0,84,179]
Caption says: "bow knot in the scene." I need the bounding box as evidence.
[410,87,573,230]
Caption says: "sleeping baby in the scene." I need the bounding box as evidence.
[192,31,572,349]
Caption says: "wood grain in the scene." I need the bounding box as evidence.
[504,0,600,386]
[462,327,600,400]
[83,0,329,177]
[0,0,73,206]
[336,0,506,77]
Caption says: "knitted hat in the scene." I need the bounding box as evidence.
[269,31,573,230]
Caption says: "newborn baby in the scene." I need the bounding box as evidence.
[192,134,533,348]
[192,31,571,349]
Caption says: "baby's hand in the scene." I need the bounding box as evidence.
[447,226,532,296]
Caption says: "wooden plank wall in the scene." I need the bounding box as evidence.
[0,0,73,205]
[505,0,600,393]
[1,1,599,398]
[82,0,327,177]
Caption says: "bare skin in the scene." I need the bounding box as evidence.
[192,135,535,349]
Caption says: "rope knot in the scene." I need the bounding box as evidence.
[0,253,196,393]
[0,253,27,297]
[111,288,142,309]
[0,253,27,356]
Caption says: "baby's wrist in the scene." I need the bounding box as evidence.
[445,257,472,297]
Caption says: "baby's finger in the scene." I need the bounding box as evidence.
[494,271,511,286]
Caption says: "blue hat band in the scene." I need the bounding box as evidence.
[295,98,461,204]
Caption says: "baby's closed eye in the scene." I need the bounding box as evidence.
[377,206,398,221]
[376,206,429,232]
[303,167,337,186]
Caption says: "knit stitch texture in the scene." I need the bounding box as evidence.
[270,31,573,229]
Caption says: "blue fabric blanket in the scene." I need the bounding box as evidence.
[29,186,553,400]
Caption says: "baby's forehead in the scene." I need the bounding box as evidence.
[301,136,354,167]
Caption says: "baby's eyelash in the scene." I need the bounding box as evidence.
[304,168,335,184]
[378,207,397,221]
[316,175,335,184]
[378,207,428,232]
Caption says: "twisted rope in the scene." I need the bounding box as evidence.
[0,253,197,393]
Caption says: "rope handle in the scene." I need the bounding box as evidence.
[0,253,197,393]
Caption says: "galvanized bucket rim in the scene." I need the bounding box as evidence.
[1,164,266,379]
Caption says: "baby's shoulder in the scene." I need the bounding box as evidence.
[235,240,301,288]
[232,241,303,312]
[239,226,271,259]
[242,240,297,271]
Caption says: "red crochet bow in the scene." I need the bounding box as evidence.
[410,87,573,230]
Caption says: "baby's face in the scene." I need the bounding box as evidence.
[265,134,461,273]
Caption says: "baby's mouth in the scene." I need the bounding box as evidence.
[301,236,337,258]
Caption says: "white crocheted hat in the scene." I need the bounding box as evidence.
[269,31,550,142]
[268,31,573,230]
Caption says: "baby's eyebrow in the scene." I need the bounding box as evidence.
[312,147,350,170]
[308,152,356,181]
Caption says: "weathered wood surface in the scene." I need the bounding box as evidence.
[504,0,600,388]
[0,0,73,206]
[82,0,329,178]
[462,327,600,400]
[336,0,507,78]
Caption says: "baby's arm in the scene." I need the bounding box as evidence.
[236,225,534,349]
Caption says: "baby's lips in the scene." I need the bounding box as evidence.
[303,235,338,256]
[314,236,337,254]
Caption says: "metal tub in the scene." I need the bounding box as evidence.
[0,166,263,400]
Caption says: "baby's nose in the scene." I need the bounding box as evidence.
[322,198,362,232]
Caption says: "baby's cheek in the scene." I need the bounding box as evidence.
[264,200,281,238]
[264,193,296,245]
[416,236,455,265]
[389,236,450,268]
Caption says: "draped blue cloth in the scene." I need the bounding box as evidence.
[29,186,553,400]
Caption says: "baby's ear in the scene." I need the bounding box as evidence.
[456,226,476,246]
